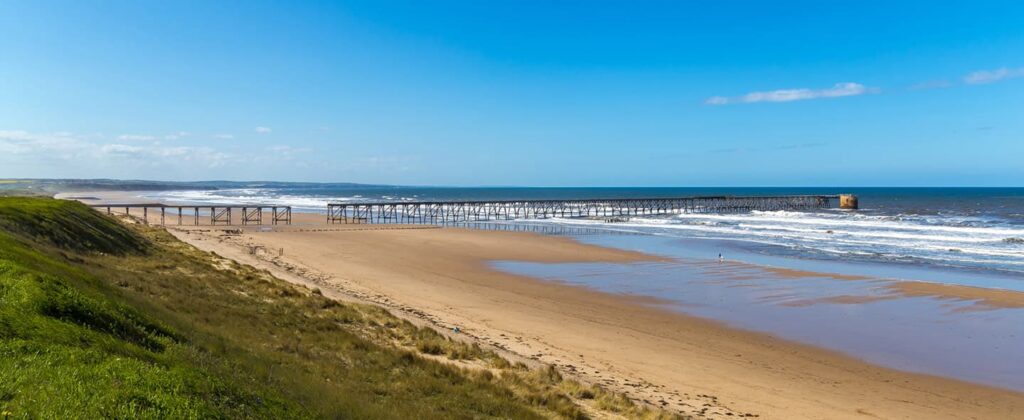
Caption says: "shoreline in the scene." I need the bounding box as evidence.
[165,221,1023,419]
[57,190,1024,310]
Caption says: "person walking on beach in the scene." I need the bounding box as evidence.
[718,253,724,262]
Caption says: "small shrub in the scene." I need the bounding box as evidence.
[416,340,444,355]
[490,356,512,369]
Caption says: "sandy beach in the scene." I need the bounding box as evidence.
[61,190,1024,311]
[59,192,1024,418]
[147,213,1024,419]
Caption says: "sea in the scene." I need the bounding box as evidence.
[147,186,1024,277]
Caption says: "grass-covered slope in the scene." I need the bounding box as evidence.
[0,198,298,418]
[0,198,674,419]
[0,197,147,255]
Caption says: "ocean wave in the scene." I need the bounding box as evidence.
[526,210,1024,274]
[678,211,1024,236]
[144,188,428,210]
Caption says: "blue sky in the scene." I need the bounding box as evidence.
[1,1,1022,186]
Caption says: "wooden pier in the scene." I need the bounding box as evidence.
[90,204,292,226]
[326,195,846,225]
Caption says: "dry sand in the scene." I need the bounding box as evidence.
[163,219,1024,420]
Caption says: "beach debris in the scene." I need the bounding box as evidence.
[452,326,460,333]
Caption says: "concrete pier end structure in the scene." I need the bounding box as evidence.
[839,194,859,209]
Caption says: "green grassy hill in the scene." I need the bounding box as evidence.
[0,197,674,419]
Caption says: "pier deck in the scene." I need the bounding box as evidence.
[327,195,843,225]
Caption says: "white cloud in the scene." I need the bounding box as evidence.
[267,145,311,153]
[101,144,145,154]
[1,130,235,170]
[1,129,330,179]
[706,82,877,105]
[0,130,90,155]
[964,67,1024,85]
[118,132,191,141]
[255,126,272,134]
[163,131,190,140]
[704,96,730,105]
[212,134,235,140]
[117,134,156,141]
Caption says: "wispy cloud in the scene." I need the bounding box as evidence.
[964,67,1024,85]
[120,132,192,141]
[704,96,730,105]
[1,129,330,179]
[163,131,190,140]
[1,130,233,169]
[0,130,85,155]
[255,126,272,134]
[117,134,156,141]
[212,134,235,140]
[267,145,311,153]
[101,144,145,154]
[706,82,876,105]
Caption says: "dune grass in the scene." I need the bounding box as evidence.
[0,197,679,419]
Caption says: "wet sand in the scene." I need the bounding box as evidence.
[893,280,1024,310]
[164,220,1023,419]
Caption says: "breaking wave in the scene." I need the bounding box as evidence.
[531,210,1024,274]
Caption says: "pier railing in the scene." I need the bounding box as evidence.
[327,195,842,225]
